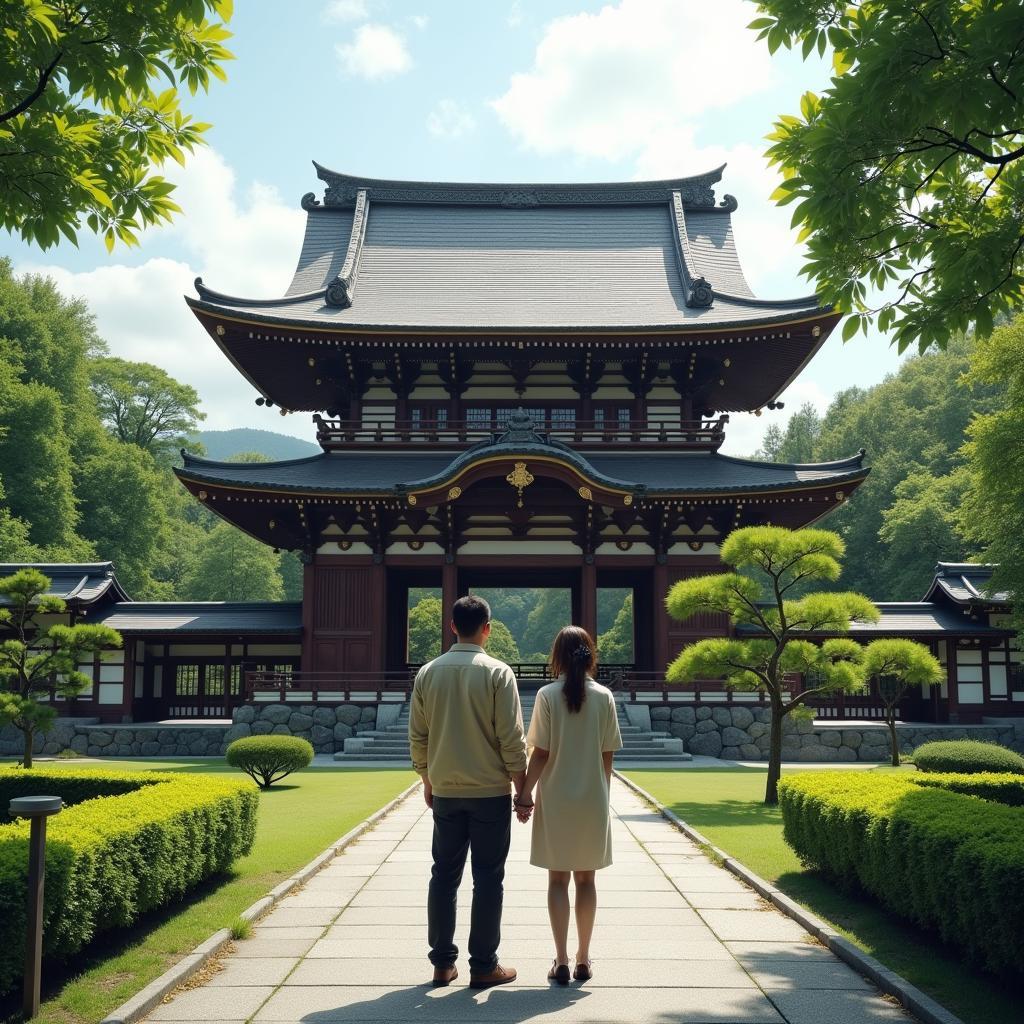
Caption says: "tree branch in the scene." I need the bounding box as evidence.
[0,50,64,124]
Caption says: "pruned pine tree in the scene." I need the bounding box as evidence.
[665,526,879,804]
[0,568,120,767]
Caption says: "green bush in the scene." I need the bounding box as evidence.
[910,771,1024,806]
[778,771,1024,979]
[226,735,314,788]
[0,770,154,823]
[0,767,257,996]
[913,739,1024,775]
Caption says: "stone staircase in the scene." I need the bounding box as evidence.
[333,692,690,763]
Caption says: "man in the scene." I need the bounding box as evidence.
[408,594,528,989]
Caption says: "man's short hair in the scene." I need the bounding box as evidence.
[452,595,490,637]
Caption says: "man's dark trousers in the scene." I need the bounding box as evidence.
[428,794,512,974]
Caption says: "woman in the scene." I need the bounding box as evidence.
[515,625,623,985]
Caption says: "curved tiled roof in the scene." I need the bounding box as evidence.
[189,165,825,332]
[923,562,1009,606]
[0,562,131,605]
[176,444,868,498]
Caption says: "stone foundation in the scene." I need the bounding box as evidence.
[650,705,1024,760]
[223,702,379,754]
[5,702,1023,762]
[0,703,382,759]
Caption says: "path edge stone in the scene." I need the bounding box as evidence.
[99,777,421,1024]
[614,771,966,1024]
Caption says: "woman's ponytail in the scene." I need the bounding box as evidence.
[549,625,598,713]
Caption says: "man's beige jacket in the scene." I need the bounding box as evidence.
[409,642,528,799]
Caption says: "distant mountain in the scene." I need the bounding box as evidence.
[194,428,319,462]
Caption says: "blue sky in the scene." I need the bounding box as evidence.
[7,0,906,455]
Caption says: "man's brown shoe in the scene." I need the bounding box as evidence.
[469,964,517,989]
[432,965,458,987]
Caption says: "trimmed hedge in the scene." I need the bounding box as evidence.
[226,735,314,789]
[0,768,258,996]
[913,739,1024,775]
[779,771,1024,980]
[910,771,1024,807]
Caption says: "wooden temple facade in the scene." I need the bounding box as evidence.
[5,166,1019,724]
[175,164,870,683]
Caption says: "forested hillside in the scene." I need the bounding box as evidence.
[0,261,300,601]
[755,333,1003,598]
[195,428,318,462]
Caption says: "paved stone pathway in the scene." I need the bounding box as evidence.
[147,780,917,1024]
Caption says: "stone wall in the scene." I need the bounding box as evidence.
[651,705,1024,760]
[223,703,379,754]
[0,703,380,758]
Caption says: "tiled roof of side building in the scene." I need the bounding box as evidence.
[85,602,303,634]
[923,562,1010,606]
[738,603,1013,637]
[188,165,825,332]
[0,562,131,605]
[174,445,868,497]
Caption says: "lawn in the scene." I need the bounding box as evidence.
[624,767,1021,1024]
[0,759,415,1024]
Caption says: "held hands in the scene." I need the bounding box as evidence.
[514,794,534,824]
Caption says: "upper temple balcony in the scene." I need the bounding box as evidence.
[185,164,840,419]
[313,412,729,453]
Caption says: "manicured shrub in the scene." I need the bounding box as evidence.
[0,767,258,996]
[910,771,1024,806]
[779,771,1024,980]
[913,739,1024,775]
[226,735,314,789]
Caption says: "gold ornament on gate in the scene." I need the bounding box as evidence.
[578,486,593,502]
[447,486,462,501]
[506,462,534,508]
[407,493,418,506]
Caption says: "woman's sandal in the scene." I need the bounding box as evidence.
[548,960,571,985]
[573,959,593,982]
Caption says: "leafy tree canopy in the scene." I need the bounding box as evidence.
[182,522,284,602]
[762,331,1001,598]
[1,0,233,250]
[960,314,1024,629]
[754,1,1024,352]
[90,356,204,456]
[486,619,521,665]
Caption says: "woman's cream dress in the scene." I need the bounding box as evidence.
[526,677,623,871]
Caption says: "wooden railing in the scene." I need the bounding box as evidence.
[314,416,728,451]
[245,670,416,703]
[244,668,903,719]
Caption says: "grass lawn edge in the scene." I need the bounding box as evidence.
[99,776,421,1024]
[614,770,967,1024]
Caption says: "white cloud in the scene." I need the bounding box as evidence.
[410,14,429,30]
[507,1,524,28]
[492,0,772,161]
[426,99,476,139]
[336,24,412,79]
[490,0,808,297]
[16,149,310,438]
[323,0,369,23]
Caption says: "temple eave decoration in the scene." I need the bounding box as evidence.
[174,414,868,554]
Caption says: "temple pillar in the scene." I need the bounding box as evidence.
[441,559,457,652]
[580,561,598,642]
[653,562,670,677]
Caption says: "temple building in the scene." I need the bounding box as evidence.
[3,166,1020,729]
[176,164,869,680]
